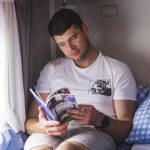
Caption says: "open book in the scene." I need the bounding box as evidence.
[29,87,79,123]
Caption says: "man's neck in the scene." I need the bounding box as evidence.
[74,47,99,68]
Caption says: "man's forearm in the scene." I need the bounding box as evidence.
[101,117,132,144]
[25,118,45,135]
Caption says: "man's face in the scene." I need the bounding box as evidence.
[53,25,90,62]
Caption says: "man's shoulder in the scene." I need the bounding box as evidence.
[45,57,70,68]
[101,54,128,69]
[39,57,70,80]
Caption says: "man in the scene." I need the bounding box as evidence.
[24,9,137,150]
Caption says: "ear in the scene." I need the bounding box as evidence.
[82,24,88,34]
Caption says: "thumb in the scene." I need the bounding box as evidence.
[38,106,47,130]
[38,106,46,120]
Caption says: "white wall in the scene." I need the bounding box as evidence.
[31,0,150,85]
[67,0,150,85]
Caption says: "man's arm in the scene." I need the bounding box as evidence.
[67,100,136,144]
[25,100,44,135]
[102,100,136,143]
[25,93,49,134]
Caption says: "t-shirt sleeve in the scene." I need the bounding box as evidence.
[113,63,137,101]
[36,62,52,93]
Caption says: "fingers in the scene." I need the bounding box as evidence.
[67,108,85,115]
[41,119,68,137]
[44,120,60,127]
[67,104,94,115]
[67,104,97,125]
[79,104,94,110]
[67,107,89,123]
[45,123,68,137]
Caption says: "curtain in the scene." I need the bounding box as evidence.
[0,0,26,132]
[14,0,32,112]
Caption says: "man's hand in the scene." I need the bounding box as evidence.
[38,107,68,137]
[67,104,104,126]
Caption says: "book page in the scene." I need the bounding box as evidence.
[46,88,79,123]
[46,87,70,102]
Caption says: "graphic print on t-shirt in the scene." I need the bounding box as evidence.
[88,80,111,96]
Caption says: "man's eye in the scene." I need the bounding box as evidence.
[70,34,77,41]
[59,43,65,47]
[70,37,75,41]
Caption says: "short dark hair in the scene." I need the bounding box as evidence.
[48,9,83,36]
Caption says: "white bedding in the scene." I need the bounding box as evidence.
[132,144,150,150]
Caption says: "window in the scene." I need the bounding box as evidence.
[0,0,26,132]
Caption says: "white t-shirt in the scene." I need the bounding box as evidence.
[36,52,137,118]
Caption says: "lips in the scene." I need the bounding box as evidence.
[71,50,80,56]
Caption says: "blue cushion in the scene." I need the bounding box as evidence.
[125,92,150,144]
[118,143,132,150]
[136,84,150,107]
[0,128,27,150]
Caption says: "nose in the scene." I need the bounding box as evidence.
[67,41,76,51]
